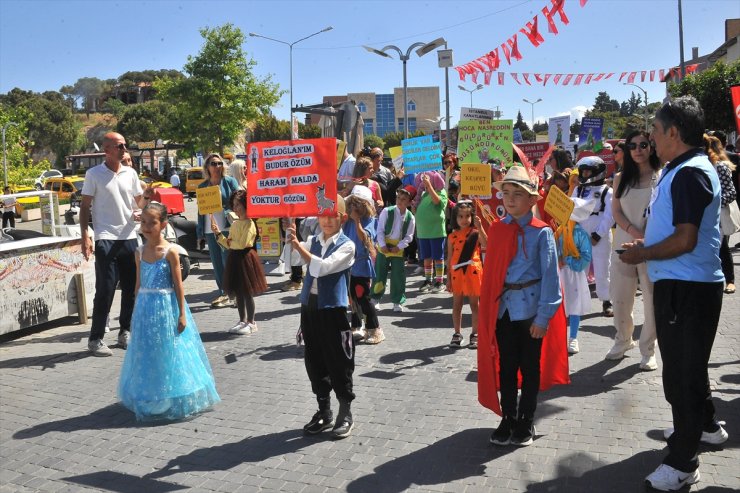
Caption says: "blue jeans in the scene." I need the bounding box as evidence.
[90,239,138,341]
[206,232,229,294]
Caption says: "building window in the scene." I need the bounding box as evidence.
[407,100,416,111]
[363,118,374,135]
[398,118,417,133]
[357,101,367,113]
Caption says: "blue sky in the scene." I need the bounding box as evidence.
[1,0,738,128]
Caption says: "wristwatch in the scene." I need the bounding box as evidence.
[591,232,601,242]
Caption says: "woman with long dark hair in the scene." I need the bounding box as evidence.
[606,130,661,370]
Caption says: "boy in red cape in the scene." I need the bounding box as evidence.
[478,165,570,447]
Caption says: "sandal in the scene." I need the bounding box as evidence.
[450,332,463,348]
[724,283,735,294]
[468,333,478,349]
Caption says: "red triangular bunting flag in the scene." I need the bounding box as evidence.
[542,0,569,35]
[523,73,532,85]
[641,70,647,82]
[562,74,573,85]
[619,72,627,82]
[593,73,605,82]
[520,15,545,47]
[498,72,505,85]
[574,74,584,85]
[534,73,544,83]
[650,70,655,81]
[580,0,588,5]
[543,73,552,86]
[553,74,563,85]
[507,34,523,61]
[584,73,593,84]
[455,67,466,81]
[686,63,698,74]
[604,73,614,79]
[628,72,637,83]
[484,71,493,85]
[472,72,479,83]
[511,73,522,85]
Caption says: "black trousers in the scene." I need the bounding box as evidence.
[350,276,379,330]
[719,235,734,284]
[90,239,138,341]
[301,295,355,403]
[2,211,15,229]
[496,311,542,420]
[654,279,723,473]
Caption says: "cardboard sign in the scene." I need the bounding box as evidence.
[461,163,491,197]
[517,142,551,163]
[578,117,604,152]
[254,217,281,257]
[246,138,338,217]
[548,115,570,145]
[544,184,575,225]
[401,135,442,174]
[457,119,513,165]
[389,146,404,170]
[336,141,347,170]
[196,186,223,215]
[460,107,494,122]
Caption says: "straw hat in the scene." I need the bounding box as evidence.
[493,165,539,196]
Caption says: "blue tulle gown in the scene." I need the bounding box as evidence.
[118,246,220,422]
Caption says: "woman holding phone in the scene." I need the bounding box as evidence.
[606,130,661,370]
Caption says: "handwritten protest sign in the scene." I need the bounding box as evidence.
[457,119,513,165]
[544,184,575,225]
[461,163,491,197]
[246,138,338,217]
[401,135,442,174]
[389,146,403,170]
[578,117,604,152]
[196,186,223,215]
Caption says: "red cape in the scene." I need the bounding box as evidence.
[477,217,570,416]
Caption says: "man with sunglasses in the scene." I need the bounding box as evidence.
[80,132,150,356]
[621,96,726,491]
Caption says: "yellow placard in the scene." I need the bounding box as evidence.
[460,163,491,196]
[336,141,347,170]
[544,185,575,225]
[196,186,223,215]
[389,146,403,170]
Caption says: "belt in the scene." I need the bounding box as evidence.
[497,279,541,300]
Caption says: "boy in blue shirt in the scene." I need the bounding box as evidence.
[478,166,566,447]
[287,195,357,439]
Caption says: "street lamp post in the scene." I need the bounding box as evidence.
[249,27,333,131]
[2,121,19,189]
[623,82,649,131]
[416,38,451,148]
[364,42,441,140]
[522,98,542,130]
[459,84,484,107]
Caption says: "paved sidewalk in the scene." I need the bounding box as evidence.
[1,244,739,492]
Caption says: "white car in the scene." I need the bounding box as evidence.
[34,169,63,190]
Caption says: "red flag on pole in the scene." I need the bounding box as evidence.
[498,72,505,85]
[731,85,740,134]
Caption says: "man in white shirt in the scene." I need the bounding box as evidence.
[80,132,149,356]
[169,170,181,188]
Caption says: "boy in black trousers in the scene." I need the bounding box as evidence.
[287,195,357,439]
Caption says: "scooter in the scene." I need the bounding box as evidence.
[64,198,193,281]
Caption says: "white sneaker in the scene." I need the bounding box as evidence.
[393,303,403,312]
[372,299,381,311]
[352,327,366,341]
[567,338,579,354]
[639,354,658,371]
[88,339,112,357]
[663,422,728,445]
[228,322,251,335]
[247,322,258,333]
[645,464,700,491]
[605,339,636,360]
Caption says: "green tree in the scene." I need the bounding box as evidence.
[570,119,581,138]
[532,121,549,133]
[521,129,536,142]
[514,111,530,132]
[155,23,281,154]
[668,60,740,132]
[381,130,425,149]
[363,134,385,150]
[61,77,108,115]
[593,91,620,113]
[298,123,322,139]
[116,100,176,143]
[251,114,291,142]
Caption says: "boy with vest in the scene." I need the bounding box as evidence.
[287,195,357,439]
[372,185,417,312]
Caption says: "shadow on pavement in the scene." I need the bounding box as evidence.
[378,345,457,369]
[345,428,513,493]
[145,428,318,479]
[62,471,185,492]
[13,403,138,438]
[0,350,89,370]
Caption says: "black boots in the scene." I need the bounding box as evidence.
[490,415,516,445]
[303,396,334,435]
[511,415,535,446]
[331,399,353,439]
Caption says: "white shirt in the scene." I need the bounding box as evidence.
[376,206,415,249]
[2,196,16,214]
[338,155,356,182]
[291,231,355,294]
[169,173,180,187]
[82,163,143,240]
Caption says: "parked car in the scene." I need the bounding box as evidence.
[44,176,85,201]
[34,169,63,190]
[185,167,206,196]
[140,176,173,189]
[8,185,37,215]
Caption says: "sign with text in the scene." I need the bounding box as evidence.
[336,140,347,170]
[460,163,491,197]
[389,146,404,170]
[578,117,604,152]
[255,217,281,257]
[460,107,494,122]
[401,135,442,174]
[457,119,514,165]
[544,184,575,225]
[196,186,223,215]
[517,142,551,163]
[246,138,338,217]
[548,115,571,145]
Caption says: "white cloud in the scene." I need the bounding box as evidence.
[555,105,588,121]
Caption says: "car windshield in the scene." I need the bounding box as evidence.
[189,171,203,180]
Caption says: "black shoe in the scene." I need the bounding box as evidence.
[602,300,614,317]
[490,416,516,445]
[511,418,535,446]
[303,411,334,435]
[331,415,354,439]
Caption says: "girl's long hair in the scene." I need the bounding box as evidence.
[450,201,474,231]
[615,130,660,199]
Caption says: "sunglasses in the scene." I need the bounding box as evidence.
[208,161,223,166]
[113,143,127,150]
[612,148,621,154]
[628,142,650,151]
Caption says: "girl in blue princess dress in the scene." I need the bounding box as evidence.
[118,202,220,422]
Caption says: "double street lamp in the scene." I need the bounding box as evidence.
[364,39,446,140]
[459,84,484,108]
[522,98,542,129]
[623,82,649,131]
[249,27,333,131]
